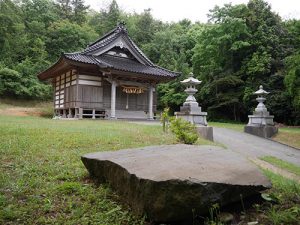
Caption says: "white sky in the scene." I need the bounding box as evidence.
[85,0,300,23]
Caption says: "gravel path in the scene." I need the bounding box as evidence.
[214,127,300,166]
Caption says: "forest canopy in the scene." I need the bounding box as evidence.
[0,0,299,124]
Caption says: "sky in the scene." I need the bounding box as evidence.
[85,0,300,23]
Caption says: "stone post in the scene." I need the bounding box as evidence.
[110,79,116,119]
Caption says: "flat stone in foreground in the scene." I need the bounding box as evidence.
[82,145,271,223]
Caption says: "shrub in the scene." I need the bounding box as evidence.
[0,68,24,97]
[170,118,198,144]
[160,107,170,132]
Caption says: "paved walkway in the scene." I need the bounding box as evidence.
[213,127,300,166]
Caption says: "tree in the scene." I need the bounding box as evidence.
[56,0,72,19]
[192,0,293,123]
[0,0,27,66]
[45,20,98,61]
[72,0,89,24]
[21,0,59,28]
[193,5,250,121]
[283,20,300,124]
[142,21,196,110]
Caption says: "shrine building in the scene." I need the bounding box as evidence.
[38,23,179,119]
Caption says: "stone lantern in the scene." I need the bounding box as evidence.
[175,72,213,141]
[244,85,278,138]
[181,75,202,108]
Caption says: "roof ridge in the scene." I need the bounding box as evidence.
[87,22,128,48]
[87,27,118,48]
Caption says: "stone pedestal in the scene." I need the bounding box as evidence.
[175,103,208,126]
[196,126,214,141]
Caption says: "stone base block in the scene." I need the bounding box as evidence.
[244,125,278,138]
[175,113,207,126]
[196,126,213,141]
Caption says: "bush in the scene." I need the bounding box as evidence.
[170,118,198,144]
[0,68,23,97]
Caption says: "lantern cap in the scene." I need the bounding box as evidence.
[180,72,202,85]
[254,85,269,95]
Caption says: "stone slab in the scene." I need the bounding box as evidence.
[244,125,278,138]
[82,145,271,223]
[196,126,214,141]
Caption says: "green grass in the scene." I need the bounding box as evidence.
[262,170,300,225]
[209,121,244,132]
[235,170,300,225]
[0,115,213,224]
[261,156,300,176]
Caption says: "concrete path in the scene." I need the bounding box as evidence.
[214,127,300,166]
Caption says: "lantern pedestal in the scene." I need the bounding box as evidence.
[244,125,278,139]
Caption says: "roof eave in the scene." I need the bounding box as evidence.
[108,68,179,83]
[37,55,66,81]
[38,55,100,80]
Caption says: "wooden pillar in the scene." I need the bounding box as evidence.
[68,108,72,118]
[92,109,96,119]
[110,80,116,119]
[148,85,154,120]
[79,108,83,119]
[62,109,66,118]
[75,108,78,118]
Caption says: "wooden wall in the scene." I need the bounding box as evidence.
[54,70,77,109]
[53,70,157,113]
[76,75,103,109]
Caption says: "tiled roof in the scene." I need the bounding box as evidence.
[64,53,179,77]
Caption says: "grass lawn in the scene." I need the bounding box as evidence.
[0,102,299,224]
[272,127,300,149]
[0,114,214,224]
[210,121,300,149]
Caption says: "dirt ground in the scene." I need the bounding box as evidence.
[0,107,43,117]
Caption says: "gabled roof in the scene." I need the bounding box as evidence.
[38,22,180,80]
